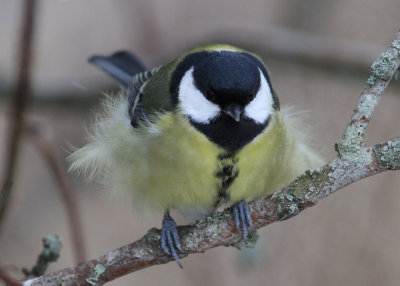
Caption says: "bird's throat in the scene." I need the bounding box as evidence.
[189,114,270,151]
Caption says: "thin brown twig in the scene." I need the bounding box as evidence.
[28,125,87,263]
[0,266,23,286]
[0,0,38,229]
[23,31,400,286]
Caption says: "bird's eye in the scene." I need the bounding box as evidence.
[248,85,259,101]
[248,91,256,101]
[204,89,216,101]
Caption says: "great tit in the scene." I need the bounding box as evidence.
[69,44,320,267]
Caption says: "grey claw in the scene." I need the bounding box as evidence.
[239,202,248,238]
[160,229,169,254]
[172,230,183,252]
[232,200,253,240]
[161,213,183,268]
[243,202,253,228]
[233,205,240,232]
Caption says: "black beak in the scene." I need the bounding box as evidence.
[223,104,242,122]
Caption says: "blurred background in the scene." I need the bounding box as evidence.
[0,0,400,285]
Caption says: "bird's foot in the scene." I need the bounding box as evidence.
[232,200,253,241]
[160,212,183,268]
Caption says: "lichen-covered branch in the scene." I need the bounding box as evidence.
[336,32,400,157]
[23,31,400,286]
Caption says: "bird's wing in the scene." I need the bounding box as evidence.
[127,66,162,126]
[89,51,165,126]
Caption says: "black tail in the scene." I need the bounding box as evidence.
[89,51,149,88]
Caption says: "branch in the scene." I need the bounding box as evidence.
[23,31,400,286]
[337,32,400,157]
[0,0,38,229]
[0,265,23,286]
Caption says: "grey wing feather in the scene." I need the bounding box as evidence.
[88,50,162,126]
[89,51,149,88]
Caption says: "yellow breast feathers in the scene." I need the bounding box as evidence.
[69,94,317,213]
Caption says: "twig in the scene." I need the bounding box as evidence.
[23,235,62,279]
[0,266,23,286]
[28,125,87,263]
[0,0,38,229]
[23,31,400,286]
[337,34,400,157]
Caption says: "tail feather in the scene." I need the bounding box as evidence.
[89,51,149,87]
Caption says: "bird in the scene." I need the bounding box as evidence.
[69,44,320,267]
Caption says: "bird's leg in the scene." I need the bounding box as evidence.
[160,211,183,268]
[232,200,253,240]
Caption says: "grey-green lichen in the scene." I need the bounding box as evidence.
[336,87,383,162]
[23,235,62,278]
[336,126,364,156]
[367,51,398,86]
[277,194,298,219]
[86,264,105,285]
[392,40,400,51]
[44,276,69,286]
[336,141,373,164]
[376,140,400,170]
[145,228,163,246]
[289,167,331,199]
[337,112,377,163]
[196,212,230,229]
[277,166,331,219]
[42,235,62,259]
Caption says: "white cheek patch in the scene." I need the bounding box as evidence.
[178,67,221,124]
[244,69,273,124]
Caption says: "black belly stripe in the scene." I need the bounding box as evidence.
[214,151,239,207]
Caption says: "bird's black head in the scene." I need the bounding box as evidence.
[170,47,279,151]
[193,52,261,117]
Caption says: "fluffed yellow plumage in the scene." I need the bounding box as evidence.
[69,44,322,266]
[69,94,319,211]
